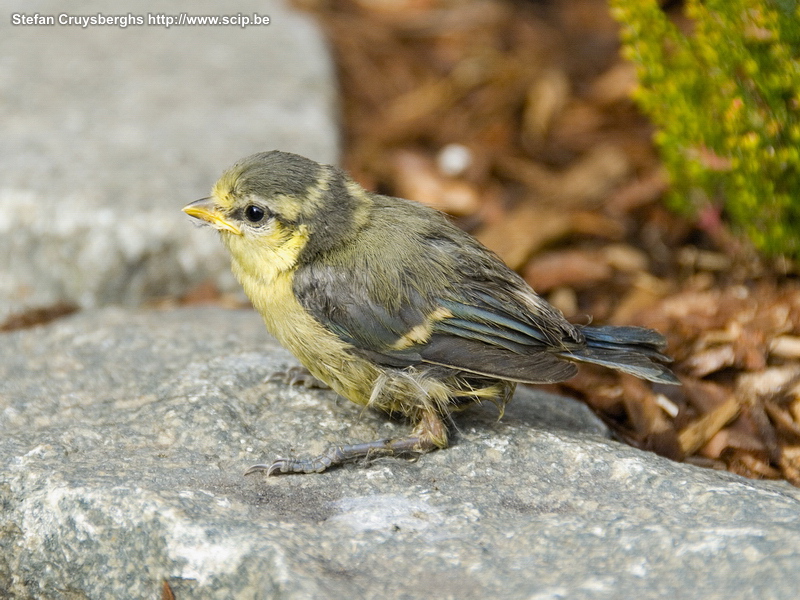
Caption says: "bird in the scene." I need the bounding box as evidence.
[183,150,678,475]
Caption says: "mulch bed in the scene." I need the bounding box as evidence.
[301,0,800,485]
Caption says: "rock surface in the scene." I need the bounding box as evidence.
[1,0,339,319]
[2,308,799,599]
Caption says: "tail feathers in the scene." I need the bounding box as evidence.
[564,325,680,385]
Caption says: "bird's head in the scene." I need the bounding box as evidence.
[183,151,372,273]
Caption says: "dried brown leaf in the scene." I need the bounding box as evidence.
[764,400,800,442]
[588,61,637,105]
[606,169,668,212]
[524,249,612,293]
[390,150,480,216]
[522,69,570,141]
[559,368,625,416]
[496,144,630,207]
[745,402,782,464]
[476,206,624,270]
[306,0,800,486]
[621,376,681,459]
[680,378,732,414]
[700,428,765,460]
[610,273,670,325]
[724,449,782,479]
[677,247,733,272]
[549,101,606,150]
[475,205,570,270]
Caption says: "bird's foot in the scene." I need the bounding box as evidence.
[245,435,437,476]
[245,411,448,476]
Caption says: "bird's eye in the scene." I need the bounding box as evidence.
[244,205,266,223]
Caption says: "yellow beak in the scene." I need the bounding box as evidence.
[182,198,242,235]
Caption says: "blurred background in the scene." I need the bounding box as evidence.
[3,0,800,486]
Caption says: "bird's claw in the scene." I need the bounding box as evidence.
[244,455,333,476]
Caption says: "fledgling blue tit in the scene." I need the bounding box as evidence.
[183,150,678,475]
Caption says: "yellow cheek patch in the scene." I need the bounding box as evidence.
[225,222,310,284]
[263,222,310,271]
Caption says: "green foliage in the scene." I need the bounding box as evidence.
[610,0,800,259]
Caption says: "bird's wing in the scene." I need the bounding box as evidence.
[293,259,581,384]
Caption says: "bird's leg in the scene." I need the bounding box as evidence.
[245,410,448,476]
[266,365,330,389]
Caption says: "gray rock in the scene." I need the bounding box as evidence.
[1,307,799,599]
[1,1,339,319]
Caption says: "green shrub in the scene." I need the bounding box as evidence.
[610,0,800,259]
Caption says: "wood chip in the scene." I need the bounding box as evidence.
[790,391,800,425]
[677,246,733,272]
[726,450,782,479]
[764,400,800,441]
[547,286,579,317]
[162,581,176,600]
[602,244,649,273]
[0,301,79,332]
[770,335,800,359]
[312,1,800,487]
[654,394,680,418]
[746,402,782,464]
[736,366,800,400]
[779,446,800,486]
[678,396,741,455]
[684,345,736,378]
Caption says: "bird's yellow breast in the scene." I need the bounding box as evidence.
[223,227,380,407]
